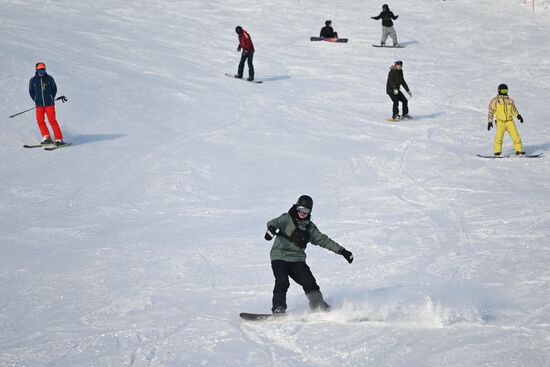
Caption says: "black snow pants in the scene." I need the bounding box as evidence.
[237,51,254,79]
[388,90,408,117]
[271,260,325,312]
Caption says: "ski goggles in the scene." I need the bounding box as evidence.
[499,89,508,95]
[296,206,311,214]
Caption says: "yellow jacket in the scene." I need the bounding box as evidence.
[488,95,520,122]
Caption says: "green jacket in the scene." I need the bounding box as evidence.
[267,207,343,262]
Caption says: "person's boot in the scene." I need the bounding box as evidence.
[516,151,526,156]
[272,306,286,314]
[306,290,331,312]
[494,152,501,156]
[41,137,54,145]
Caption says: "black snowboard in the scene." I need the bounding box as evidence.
[240,312,286,321]
[372,44,403,48]
[477,153,543,159]
[310,37,348,43]
[225,73,263,83]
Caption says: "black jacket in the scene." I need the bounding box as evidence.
[386,66,410,94]
[320,26,336,38]
[373,10,398,27]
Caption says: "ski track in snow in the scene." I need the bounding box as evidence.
[1,0,550,366]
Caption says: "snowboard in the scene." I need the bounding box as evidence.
[310,37,348,43]
[476,153,543,159]
[373,44,403,48]
[225,73,262,83]
[240,312,286,321]
[386,116,413,122]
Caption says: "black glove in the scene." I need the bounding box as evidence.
[517,114,524,123]
[487,121,493,131]
[264,226,277,241]
[339,248,353,264]
[56,95,68,103]
[371,17,376,19]
[237,45,242,52]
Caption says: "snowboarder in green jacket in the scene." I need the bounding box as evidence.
[264,195,354,314]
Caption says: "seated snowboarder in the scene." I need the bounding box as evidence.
[371,4,399,46]
[320,20,339,39]
[264,195,354,314]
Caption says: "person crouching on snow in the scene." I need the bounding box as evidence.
[264,195,354,314]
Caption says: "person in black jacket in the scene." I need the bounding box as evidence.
[29,62,65,146]
[319,20,338,39]
[371,4,399,46]
[386,60,412,120]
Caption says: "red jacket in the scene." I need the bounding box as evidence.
[238,30,255,52]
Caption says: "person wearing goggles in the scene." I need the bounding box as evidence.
[263,195,354,314]
[487,84,525,156]
[29,62,65,146]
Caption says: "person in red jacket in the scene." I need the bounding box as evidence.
[235,26,255,81]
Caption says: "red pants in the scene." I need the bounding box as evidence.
[36,105,63,140]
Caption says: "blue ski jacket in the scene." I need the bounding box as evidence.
[29,73,57,107]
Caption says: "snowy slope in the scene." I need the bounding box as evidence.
[1,0,550,366]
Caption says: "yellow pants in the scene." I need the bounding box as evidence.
[494,119,523,154]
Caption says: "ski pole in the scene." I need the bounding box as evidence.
[9,96,68,118]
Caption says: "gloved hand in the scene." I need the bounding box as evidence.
[237,45,242,52]
[407,90,412,97]
[487,121,493,131]
[393,89,399,95]
[371,17,376,19]
[395,15,399,19]
[339,248,354,264]
[517,114,524,123]
[264,226,277,241]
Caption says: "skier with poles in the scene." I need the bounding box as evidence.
[386,60,412,121]
[371,4,400,47]
[264,195,354,314]
[234,26,255,81]
[487,84,525,156]
[28,62,66,146]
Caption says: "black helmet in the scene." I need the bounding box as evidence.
[498,83,508,95]
[325,20,332,26]
[296,195,313,210]
[235,26,243,35]
[382,4,389,10]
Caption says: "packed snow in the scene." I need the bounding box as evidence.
[1,0,549,366]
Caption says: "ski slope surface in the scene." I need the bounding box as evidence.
[1,0,550,366]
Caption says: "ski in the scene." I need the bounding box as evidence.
[23,144,50,148]
[310,37,348,43]
[44,143,72,151]
[373,44,403,48]
[225,73,262,83]
[240,312,286,321]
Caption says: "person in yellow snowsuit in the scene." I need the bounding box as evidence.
[487,84,525,156]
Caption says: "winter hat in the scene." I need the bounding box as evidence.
[35,62,46,70]
[235,26,243,35]
[382,4,389,10]
[498,83,508,95]
[395,60,403,66]
[296,195,313,211]
[325,20,332,26]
